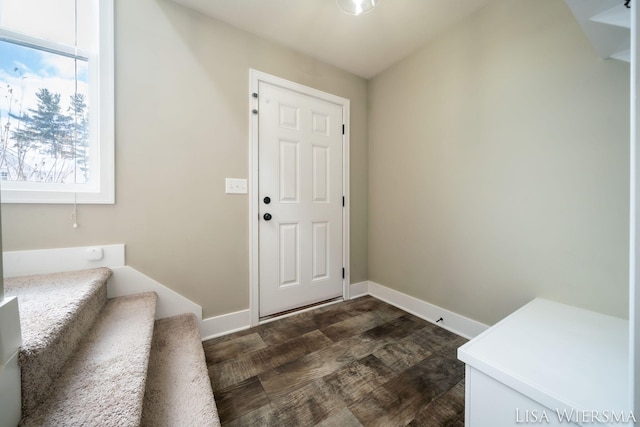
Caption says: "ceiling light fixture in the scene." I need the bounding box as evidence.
[336,0,379,16]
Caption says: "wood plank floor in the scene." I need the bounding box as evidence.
[203,296,467,426]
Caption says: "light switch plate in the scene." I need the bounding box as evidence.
[225,178,248,194]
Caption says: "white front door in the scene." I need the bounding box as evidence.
[257,80,344,317]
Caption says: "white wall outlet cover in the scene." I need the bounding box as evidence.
[86,247,104,261]
[225,178,248,194]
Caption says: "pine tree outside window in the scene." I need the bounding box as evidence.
[0,0,114,203]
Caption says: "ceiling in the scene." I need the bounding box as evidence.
[168,0,495,79]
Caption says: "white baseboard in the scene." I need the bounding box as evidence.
[200,282,369,341]
[349,281,369,299]
[1,245,488,340]
[368,281,488,339]
[199,282,368,341]
[2,245,202,323]
[3,244,125,278]
[200,309,251,341]
[108,266,203,321]
[199,281,489,341]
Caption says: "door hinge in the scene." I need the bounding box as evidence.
[342,268,345,279]
[252,92,258,98]
[342,196,345,207]
[342,124,345,135]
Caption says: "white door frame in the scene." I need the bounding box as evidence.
[249,69,350,326]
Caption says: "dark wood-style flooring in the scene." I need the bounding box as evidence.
[203,296,467,426]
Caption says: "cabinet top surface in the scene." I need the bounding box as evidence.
[458,298,629,413]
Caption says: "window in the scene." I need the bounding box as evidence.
[0,0,114,203]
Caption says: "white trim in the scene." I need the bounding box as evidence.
[1,245,200,321]
[199,283,489,340]
[3,244,125,278]
[349,281,369,299]
[258,298,344,325]
[631,0,639,414]
[0,0,114,204]
[1,245,488,342]
[248,69,351,326]
[368,281,489,339]
[0,28,91,59]
[200,299,345,341]
[342,96,351,301]
[200,309,251,341]
[249,70,259,327]
[108,266,202,321]
[464,364,472,426]
[0,297,22,426]
[0,351,21,427]
[0,297,21,366]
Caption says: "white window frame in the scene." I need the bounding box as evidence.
[0,0,114,204]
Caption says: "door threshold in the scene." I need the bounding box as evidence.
[259,297,343,325]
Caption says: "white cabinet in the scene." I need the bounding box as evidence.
[465,367,579,426]
[458,299,633,426]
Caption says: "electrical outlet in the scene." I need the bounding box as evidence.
[225,178,248,194]
[86,247,104,261]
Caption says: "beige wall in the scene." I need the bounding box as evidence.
[368,0,630,325]
[0,0,369,318]
[1,0,631,327]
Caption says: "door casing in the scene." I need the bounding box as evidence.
[249,69,350,326]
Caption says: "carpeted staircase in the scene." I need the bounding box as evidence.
[4,267,220,427]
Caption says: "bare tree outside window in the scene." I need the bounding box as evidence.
[0,41,90,185]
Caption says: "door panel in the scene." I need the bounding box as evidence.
[259,81,343,317]
[312,145,329,202]
[312,222,329,280]
[279,140,299,202]
[279,222,299,286]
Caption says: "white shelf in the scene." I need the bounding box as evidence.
[612,49,631,63]
[458,298,630,417]
[591,4,631,29]
[565,0,631,63]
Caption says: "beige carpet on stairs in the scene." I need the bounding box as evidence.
[141,313,221,427]
[4,268,112,416]
[20,292,158,427]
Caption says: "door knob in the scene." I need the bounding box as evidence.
[263,213,272,221]
[263,196,271,204]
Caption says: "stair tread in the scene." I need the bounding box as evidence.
[5,268,111,416]
[5,268,111,352]
[141,313,220,427]
[20,291,158,427]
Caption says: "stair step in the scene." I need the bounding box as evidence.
[4,268,111,416]
[141,314,220,427]
[20,291,158,427]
